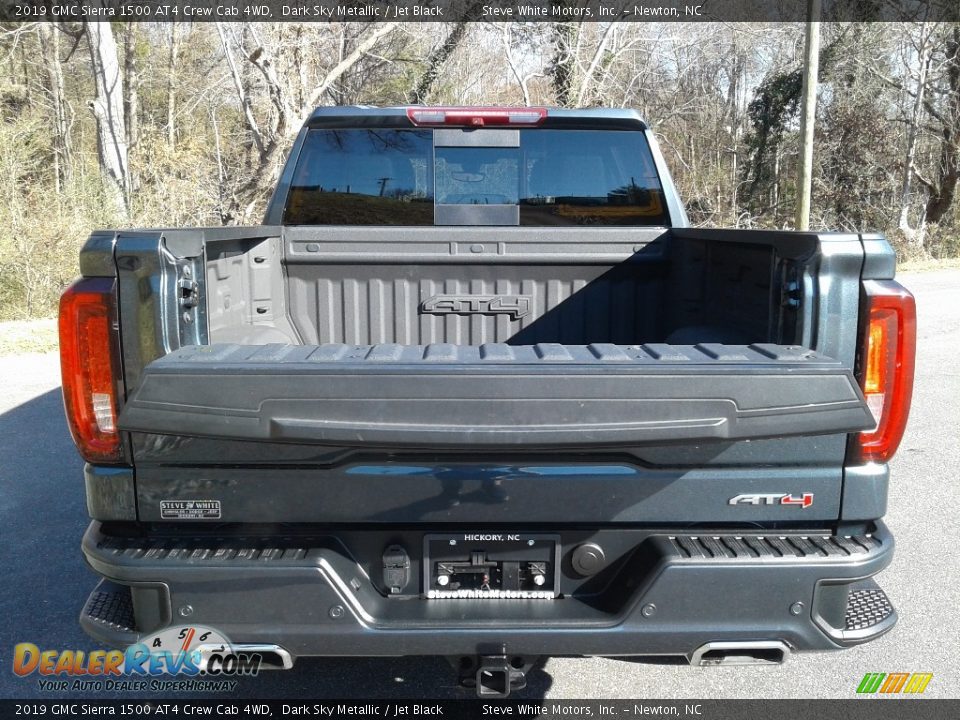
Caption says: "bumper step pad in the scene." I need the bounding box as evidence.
[80,580,139,646]
[845,580,896,632]
[811,576,898,645]
[668,533,880,561]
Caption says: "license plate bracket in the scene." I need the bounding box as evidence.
[423,533,559,599]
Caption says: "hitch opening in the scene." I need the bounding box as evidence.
[477,664,510,697]
[452,655,532,697]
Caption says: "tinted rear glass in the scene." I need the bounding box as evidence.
[283,129,668,226]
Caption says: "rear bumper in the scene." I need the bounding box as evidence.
[80,521,897,659]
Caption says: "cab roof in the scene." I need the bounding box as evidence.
[304,106,648,131]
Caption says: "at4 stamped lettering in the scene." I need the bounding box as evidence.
[420,294,531,320]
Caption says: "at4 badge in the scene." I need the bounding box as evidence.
[728,493,814,509]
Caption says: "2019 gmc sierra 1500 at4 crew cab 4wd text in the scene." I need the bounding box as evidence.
[59,106,915,696]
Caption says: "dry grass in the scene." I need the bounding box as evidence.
[898,256,960,273]
[0,319,58,356]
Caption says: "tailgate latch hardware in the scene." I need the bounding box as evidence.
[178,278,199,310]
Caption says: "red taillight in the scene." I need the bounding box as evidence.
[59,277,124,463]
[851,280,916,464]
[406,107,547,127]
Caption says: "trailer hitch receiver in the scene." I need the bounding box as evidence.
[476,655,527,698]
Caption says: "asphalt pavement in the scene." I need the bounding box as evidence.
[1,269,957,700]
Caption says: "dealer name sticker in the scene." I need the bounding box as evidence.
[160,500,221,520]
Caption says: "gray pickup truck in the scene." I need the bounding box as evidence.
[60,106,915,696]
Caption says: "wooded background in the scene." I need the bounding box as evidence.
[1,20,958,319]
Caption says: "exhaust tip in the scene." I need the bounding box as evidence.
[690,641,789,667]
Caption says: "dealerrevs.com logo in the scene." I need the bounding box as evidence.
[13,625,261,692]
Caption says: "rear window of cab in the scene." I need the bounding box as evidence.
[283,128,668,226]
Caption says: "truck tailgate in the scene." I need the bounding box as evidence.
[106,226,873,524]
[119,341,872,448]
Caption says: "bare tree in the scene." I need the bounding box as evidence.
[85,19,129,218]
[898,22,935,243]
[502,26,534,106]
[550,21,579,106]
[216,23,264,155]
[795,0,821,231]
[916,24,960,226]
[216,21,400,223]
[408,7,484,104]
[574,23,617,107]
[123,22,140,150]
[37,22,72,193]
[166,23,178,149]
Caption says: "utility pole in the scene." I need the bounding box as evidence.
[795,0,821,231]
